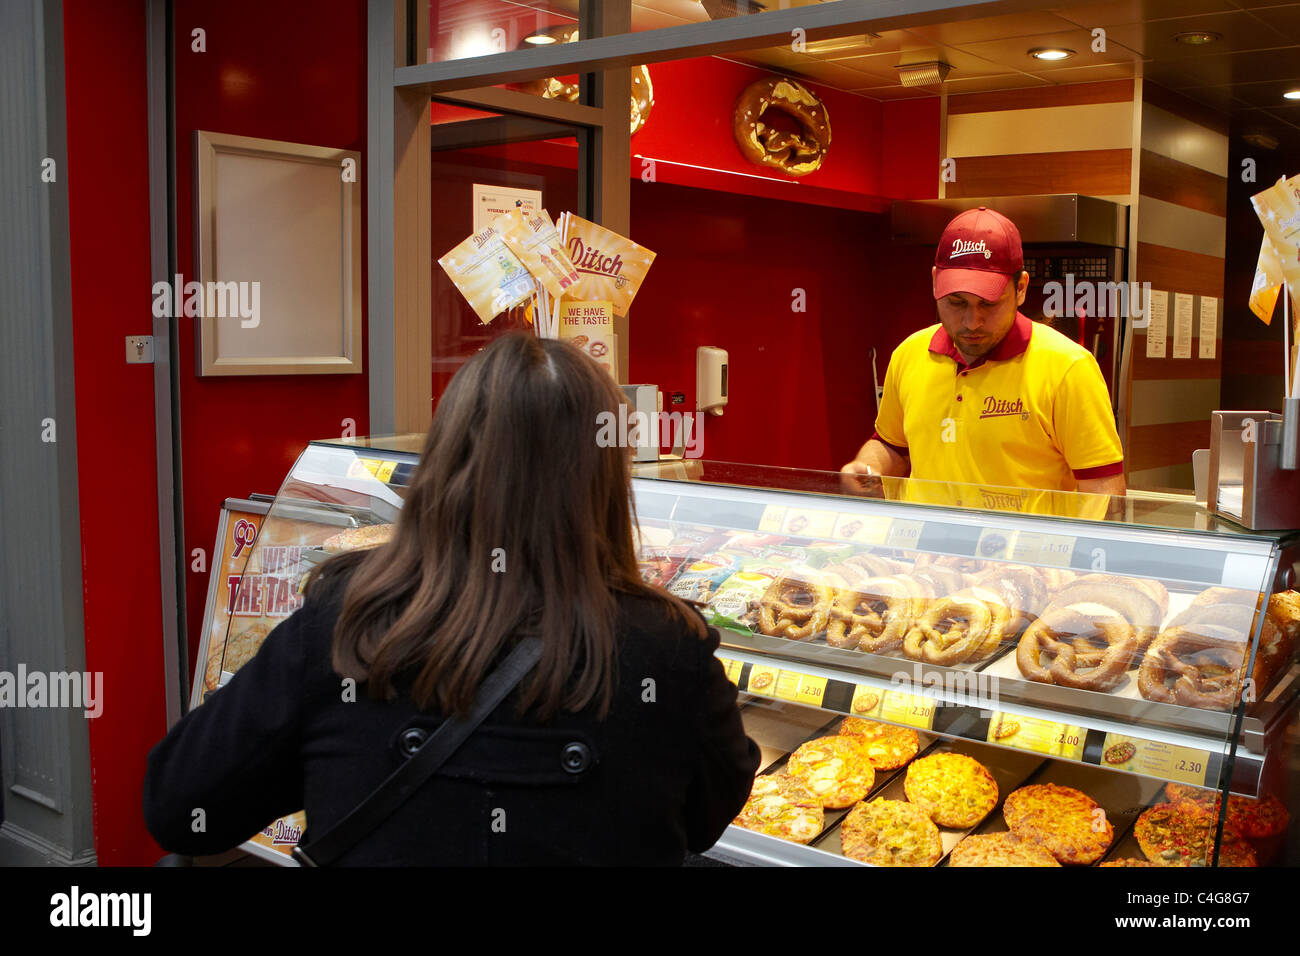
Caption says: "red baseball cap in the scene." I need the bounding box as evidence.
[933,206,1024,301]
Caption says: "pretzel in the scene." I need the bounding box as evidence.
[758,570,833,640]
[1043,576,1165,655]
[972,564,1048,635]
[518,27,655,136]
[903,587,1011,665]
[841,552,905,579]
[732,77,831,177]
[912,553,985,576]
[826,575,920,653]
[1138,603,1254,710]
[908,566,968,601]
[1017,603,1137,691]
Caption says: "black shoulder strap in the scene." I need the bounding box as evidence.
[293,636,542,867]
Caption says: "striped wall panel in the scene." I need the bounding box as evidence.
[945,81,1135,199]
[945,149,1132,198]
[1126,84,1229,492]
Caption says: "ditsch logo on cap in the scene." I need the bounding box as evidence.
[933,206,1024,302]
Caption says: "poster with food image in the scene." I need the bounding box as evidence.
[559,300,614,374]
[194,503,265,707]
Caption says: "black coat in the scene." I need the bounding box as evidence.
[143,581,761,865]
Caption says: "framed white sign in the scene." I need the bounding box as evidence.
[472,183,542,234]
[192,130,362,376]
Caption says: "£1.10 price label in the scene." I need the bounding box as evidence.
[879,689,936,730]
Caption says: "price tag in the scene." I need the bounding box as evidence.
[833,514,891,545]
[848,684,883,717]
[988,712,1085,760]
[783,508,836,538]
[716,657,743,686]
[376,460,397,484]
[746,664,779,696]
[1099,733,1211,786]
[1011,531,1076,567]
[757,505,787,533]
[359,457,382,476]
[885,520,924,550]
[880,689,936,730]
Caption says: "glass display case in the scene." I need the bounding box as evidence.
[204,438,1300,867]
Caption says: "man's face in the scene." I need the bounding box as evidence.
[932,269,1029,362]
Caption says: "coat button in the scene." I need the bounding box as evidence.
[399,727,428,757]
[561,741,591,774]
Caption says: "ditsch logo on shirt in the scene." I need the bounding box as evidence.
[980,396,1029,421]
[978,488,1030,511]
[949,238,993,260]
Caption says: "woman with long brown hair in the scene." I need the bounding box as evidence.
[144,332,759,865]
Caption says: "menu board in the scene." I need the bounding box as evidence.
[1145,290,1169,358]
[1172,293,1194,359]
[1199,297,1218,360]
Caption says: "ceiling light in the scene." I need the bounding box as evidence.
[524,33,557,45]
[1029,47,1074,61]
[1243,132,1280,150]
[895,60,952,87]
[804,35,879,55]
[1174,31,1222,45]
[1285,89,1300,100]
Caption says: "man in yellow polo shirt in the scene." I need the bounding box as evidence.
[842,206,1125,495]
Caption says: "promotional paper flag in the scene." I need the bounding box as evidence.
[560,213,656,315]
[1250,235,1285,324]
[1251,174,1300,295]
[438,225,535,324]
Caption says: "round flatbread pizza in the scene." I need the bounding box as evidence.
[837,718,920,770]
[1098,858,1159,867]
[1002,784,1114,865]
[948,832,1060,867]
[785,736,876,809]
[840,799,943,867]
[1163,783,1291,840]
[1134,803,1257,867]
[733,775,825,844]
[323,523,395,553]
[904,752,998,828]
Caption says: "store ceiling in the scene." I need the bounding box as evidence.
[619,0,1300,142]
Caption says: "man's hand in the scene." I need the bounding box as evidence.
[840,460,884,498]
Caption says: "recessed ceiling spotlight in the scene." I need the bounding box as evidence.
[1285,89,1300,100]
[1029,47,1074,60]
[524,33,558,44]
[1174,31,1222,45]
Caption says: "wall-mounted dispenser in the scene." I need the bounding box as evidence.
[697,346,728,416]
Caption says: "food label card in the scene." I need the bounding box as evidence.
[559,300,614,374]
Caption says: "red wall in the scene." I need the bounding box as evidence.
[627,184,937,471]
[63,0,166,866]
[172,0,370,664]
